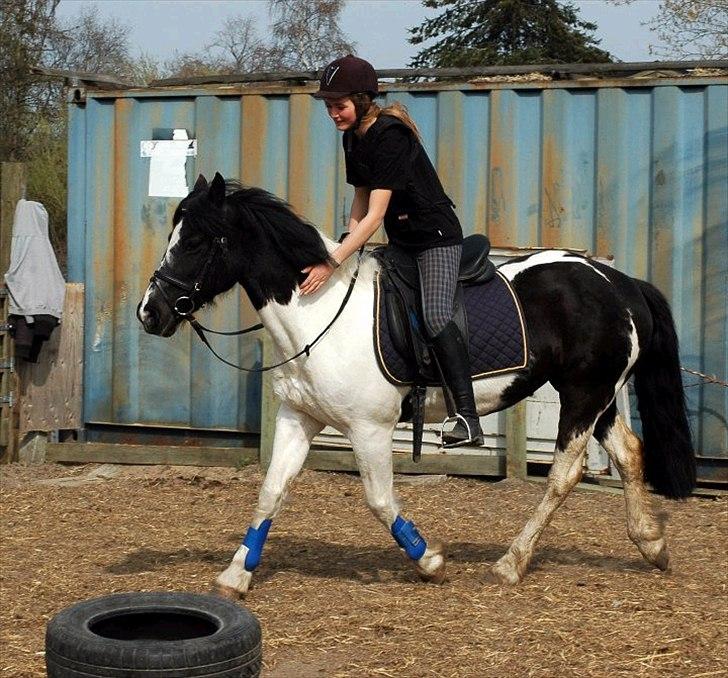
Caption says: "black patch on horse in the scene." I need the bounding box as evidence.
[177,176,331,310]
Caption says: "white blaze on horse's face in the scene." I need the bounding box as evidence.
[163,220,184,267]
[137,220,184,328]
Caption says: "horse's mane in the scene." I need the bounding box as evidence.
[224,180,330,269]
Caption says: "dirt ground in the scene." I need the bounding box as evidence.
[1,462,726,678]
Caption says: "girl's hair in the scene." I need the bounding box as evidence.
[351,93,421,142]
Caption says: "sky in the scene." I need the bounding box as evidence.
[55,0,663,69]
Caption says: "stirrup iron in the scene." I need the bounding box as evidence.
[440,413,473,446]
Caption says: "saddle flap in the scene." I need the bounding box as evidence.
[374,269,528,387]
[459,234,496,285]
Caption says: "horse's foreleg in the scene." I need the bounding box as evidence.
[348,423,446,584]
[215,404,323,597]
[595,407,669,570]
[491,391,608,585]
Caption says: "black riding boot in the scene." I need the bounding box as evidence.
[430,321,484,447]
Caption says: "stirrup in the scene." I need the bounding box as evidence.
[440,413,478,448]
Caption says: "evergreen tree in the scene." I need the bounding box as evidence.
[409,0,612,68]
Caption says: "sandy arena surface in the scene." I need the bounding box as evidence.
[1,462,726,677]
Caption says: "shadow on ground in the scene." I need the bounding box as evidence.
[105,536,653,582]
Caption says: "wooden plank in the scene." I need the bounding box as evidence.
[1,163,26,275]
[17,284,84,436]
[307,448,505,477]
[259,334,279,470]
[0,291,12,449]
[505,401,528,479]
[0,163,26,463]
[46,442,258,467]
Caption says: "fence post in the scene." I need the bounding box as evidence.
[1,163,26,272]
[259,334,279,471]
[0,163,26,463]
[505,400,527,479]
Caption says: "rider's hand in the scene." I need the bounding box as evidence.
[300,261,336,296]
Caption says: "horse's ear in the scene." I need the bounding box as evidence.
[208,172,226,207]
[193,174,208,192]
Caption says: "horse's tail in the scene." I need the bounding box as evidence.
[632,279,696,499]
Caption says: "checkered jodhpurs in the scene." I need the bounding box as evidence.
[415,244,462,338]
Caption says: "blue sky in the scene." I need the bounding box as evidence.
[56,0,663,68]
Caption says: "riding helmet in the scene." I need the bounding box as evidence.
[313,54,378,99]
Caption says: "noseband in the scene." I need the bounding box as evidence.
[151,236,227,317]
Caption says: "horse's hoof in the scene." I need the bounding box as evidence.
[646,542,670,571]
[415,540,446,584]
[416,559,446,584]
[635,537,670,572]
[214,583,243,600]
[489,555,523,586]
[653,547,670,572]
[215,566,252,598]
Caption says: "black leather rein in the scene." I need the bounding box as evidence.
[150,237,363,373]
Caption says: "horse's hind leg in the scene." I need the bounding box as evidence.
[215,404,324,597]
[593,403,669,571]
[348,422,446,584]
[491,388,608,585]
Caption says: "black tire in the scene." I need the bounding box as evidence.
[45,592,261,677]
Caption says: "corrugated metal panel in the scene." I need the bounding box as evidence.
[68,78,727,455]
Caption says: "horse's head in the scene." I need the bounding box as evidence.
[137,172,238,337]
[138,172,333,337]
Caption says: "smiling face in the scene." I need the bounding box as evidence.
[324,96,357,131]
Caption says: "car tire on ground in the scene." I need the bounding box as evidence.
[45,591,261,677]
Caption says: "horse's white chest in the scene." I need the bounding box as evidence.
[272,368,316,409]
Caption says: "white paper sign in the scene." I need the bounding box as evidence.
[141,129,197,198]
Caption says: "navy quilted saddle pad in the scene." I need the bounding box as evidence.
[373,270,528,386]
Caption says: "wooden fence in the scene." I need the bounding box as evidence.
[1,163,26,462]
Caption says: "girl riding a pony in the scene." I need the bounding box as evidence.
[301,54,483,448]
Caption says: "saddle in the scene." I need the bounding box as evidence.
[371,234,528,460]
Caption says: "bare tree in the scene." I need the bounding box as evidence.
[0,0,61,160]
[126,52,168,86]
[161,14,270,79]
[208,14,271,72]
[50,5,131,74]
[267,0,355,70]
[610,0,727,59]
[160,2,355,78]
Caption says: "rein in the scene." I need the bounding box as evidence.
[151,238,363,373]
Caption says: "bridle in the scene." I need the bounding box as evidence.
[152,236,228,318]
[150,236,362,373]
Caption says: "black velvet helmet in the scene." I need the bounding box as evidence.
[313,54,378,99]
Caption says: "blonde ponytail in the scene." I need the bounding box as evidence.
[378,101,422,142]
[352,94,422,142]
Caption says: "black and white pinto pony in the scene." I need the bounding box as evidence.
[138,173,696,597]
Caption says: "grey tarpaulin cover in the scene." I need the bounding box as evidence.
[4,199,65,319]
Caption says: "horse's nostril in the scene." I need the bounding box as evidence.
[139,305,159,333]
